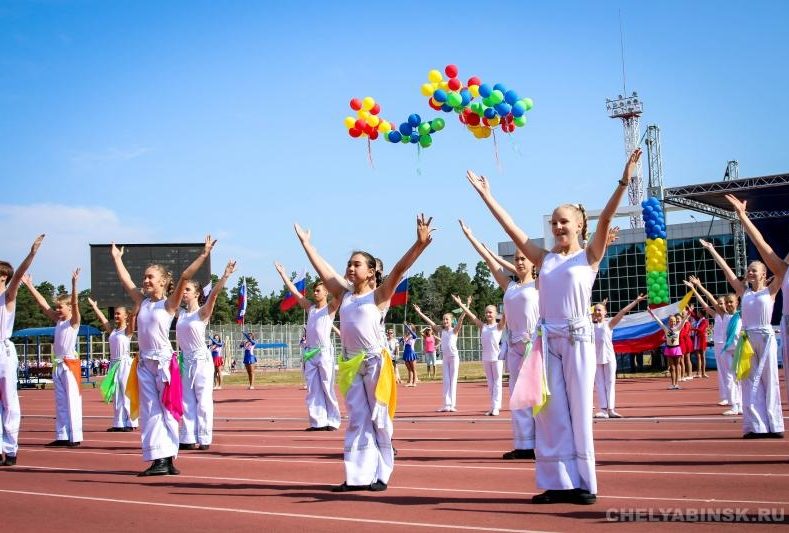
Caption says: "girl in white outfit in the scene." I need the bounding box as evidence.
[178,260,235,450]
[466,149,642,505]
[591,294,645,418]
[111,236,216,476]
[294,214,433,492]
[700,239,784,438]
[0,234,45,466]
[452,296,506,416]
[87,297,138,431]
[24,268,83,447]
[275,261,341,431]
[412,303,467,412]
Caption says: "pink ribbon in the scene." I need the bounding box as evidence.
[162,355,184,422]
[509,339,546,411]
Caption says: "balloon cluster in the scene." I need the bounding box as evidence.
[642,197,669,305]
[386,114,445,148]
[421,64,533,139]
[344,96,393,141]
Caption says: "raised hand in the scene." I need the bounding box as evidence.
[72,268,81,283]
[21,273,33,286]
[416,213,435,245]
[294,223,311,243]
[458,219,472,237]
[412,303,422,313]
[466,170,491,198]
[223,260,237,278]
[110,242,124,259]
[682,279,694,289]
[724,194,747,216]
[635,293,647,302]
[274,261,286,275]
[203,235,218,255]
[688,274,701,286]
[450,294,463,306]
[620,148,643,185]
[699,238,714,251]
[87,296,98,307]
[31,234,45,253]
[606,226,621,246]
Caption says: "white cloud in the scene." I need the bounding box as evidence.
[70,146,151,167]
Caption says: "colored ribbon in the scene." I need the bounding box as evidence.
[63,359,82,395]
[722,311,741,353]
[162,355,184,422]
[99,360,120,404]
[733,331,755,381]
[125,357,139,421]
[374,348,398,420]
[337,352,365,396]
[510,332,549,414]
[303,347,321,363]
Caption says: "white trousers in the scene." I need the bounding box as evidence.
[535,334,597,494]
[719,348,741,410]
[782,316,789,403]
[507,340,535,449]
[112,357,137,428]
[442,355,459,409]
[0,341,20,455]
[594,360,616,410]
[714,345,727,402]
[138,357,179,461]
[742,330,784,435]
[180,357,214,445]
[483,360,503,411]
[305,349,341,429]
[53,361,83,442]
[343,354,394,485]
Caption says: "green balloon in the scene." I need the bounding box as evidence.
[419,134,432,148]
[431,118,445,131]
[482,96,493,107]
[446,92,462,107]
[470,102,483,115]
[400,134,410,144]
[514,116,526,127]
[490,90,504,104]
[418,122,432,135]
[522,97,534,111]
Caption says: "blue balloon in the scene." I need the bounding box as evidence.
[641,199,649,208]
[408,114,421,127]
[493,83,507,93]
[433,89,447,103]
[410,132,419,143]
[483,107,497,119]
[494,102,512,116]
[399,122,412,136]
[504,90,520,105]
[441,103,453,112]
[460,88,472,106]
[511,101,526,117]
[388,130,402,143]
[478,83,492,98]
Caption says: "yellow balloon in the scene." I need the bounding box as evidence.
[379,121,392,133]
[488,116,500,127]
[439,80,449,90]
[428,69,443,83]
[357,110,370,121]
[366,115,380,127]
[469,84,480,98]
[362,96,375,111]
[343,116,356,129]
[421,83,434,97]
[481,128,492,138]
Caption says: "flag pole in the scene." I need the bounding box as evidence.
[402,270,409,324]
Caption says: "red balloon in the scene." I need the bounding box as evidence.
[467,76,481,87]
[349,128,362,138]
[428,99,442,110]
[458,113,467,124]
[355,119,366,131]
[369,130,379,140]
[482,117,490,126]
[503,113,514,123]
[445,64,458,78]
[448,78,461,91]
[363,123,373,135]
[370,103,381,115]
[350,98,362,111]
[467,113,480,126]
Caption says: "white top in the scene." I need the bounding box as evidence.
[783,269,789,315]
[54,319,78,358]
[718,313,742,351]
[440,328,459,357]
[306,305,333,349]
[108,328,131,362]
[538,250,596,322]
[137,298,174,357]
[712,313,726,344]
[339,291,384,355]
[176,308,208,355]
[480,323,502,362]
[593,321,615,364]
[0,293,14,341]
[502,281,539,343]
[741,287,774,330]
[385,337,398,356]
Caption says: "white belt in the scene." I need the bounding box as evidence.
[182,346,210,363]
[0,339,14,357]
[54,354,78,364]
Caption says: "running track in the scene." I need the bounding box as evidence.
[2,374,788,532]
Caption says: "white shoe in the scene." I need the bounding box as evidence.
[491,409,500,416]
[717,400,730,406]
[437,407,451,412]
[594,411,609,419]
[722,409,738,416]
[608,410,623,419]
[448,407,457,412]
[484,410,492,416]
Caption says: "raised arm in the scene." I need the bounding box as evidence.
[450,294,482,328]
[453,311,467,335]
[166,235,216,313]
[497,312,507,331]
[199,260,236,321]
[21,274,58,322]
[458,219,512,291]
[110,243,144,306]
[126,301,139,337]
[725,194,788,280]
[683,281,714,317]
[87,297,112,334]
[70,268,81,327]
[699,239,745,296]
[609,293,646,329]
[274,261,311,311]
[294,224,349,299]
[481,242,518,275]
[5,234,45,304]
[587,149,641,265]
[374,214,434,305]
[466,170,547,267]
[687,275,724,314]
[412,303,437,329]
[646,307,670,334]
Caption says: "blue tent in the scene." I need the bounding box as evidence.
[12,325,103,387]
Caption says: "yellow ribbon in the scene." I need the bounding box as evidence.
[375,348,398,420]
[125,357,140,420]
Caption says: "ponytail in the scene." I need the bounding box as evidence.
[577,203,589,245]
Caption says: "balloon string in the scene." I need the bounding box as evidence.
[367,137,375,168]
[493,129,502,171]
[416,145,422,176]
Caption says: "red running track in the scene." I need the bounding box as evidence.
[2,373,788,532]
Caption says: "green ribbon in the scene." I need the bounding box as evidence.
[303,347,321,363]
[337,352,365,396]
[99,360,120,404]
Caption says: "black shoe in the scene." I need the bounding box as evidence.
[198,444,210,451]
[393,447,398,456]
[331,482,368,492]
[123,427,136,432]
[138,459,169,477]
[305,426,322,432]
[570,488,597,505]
[532,489,575,504]
[66,441,81,448]
[166,457,180,475]
[743,432,769,439]
[369,480,388,491]
[768,432,785,439]
[322,426,338,431]
[2,455,16,466]
[179,443,198,450]
[106,427,123,432]
[45,440,69,447]
[502,449,535,460]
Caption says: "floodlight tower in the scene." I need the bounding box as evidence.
[606,92,644,228]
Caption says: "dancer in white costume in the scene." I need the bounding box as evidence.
[466,149,641,505]
[275,261,341,431]
[700,239,784,438]
[685,276,742,415]
[111,236,216,476]
[722,194,789,404]
[87,297,138,431]
[451,296,506,416]
[591,294,645,418]
[460,219,539,459]
[294,214,433,492]
[178,260,236,450]
[412,303,467,412]
[0,234,45,466]
[24,269,83,447]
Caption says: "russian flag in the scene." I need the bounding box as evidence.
[235,278,247,324]
[279,275,306,312]
[612,292,693,353]
[389,277,409,307]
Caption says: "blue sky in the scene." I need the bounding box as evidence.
[1,0,787,292]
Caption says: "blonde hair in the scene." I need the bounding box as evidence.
[558,203,589,244]
[55,294,72,306]
[146,264,174,295]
